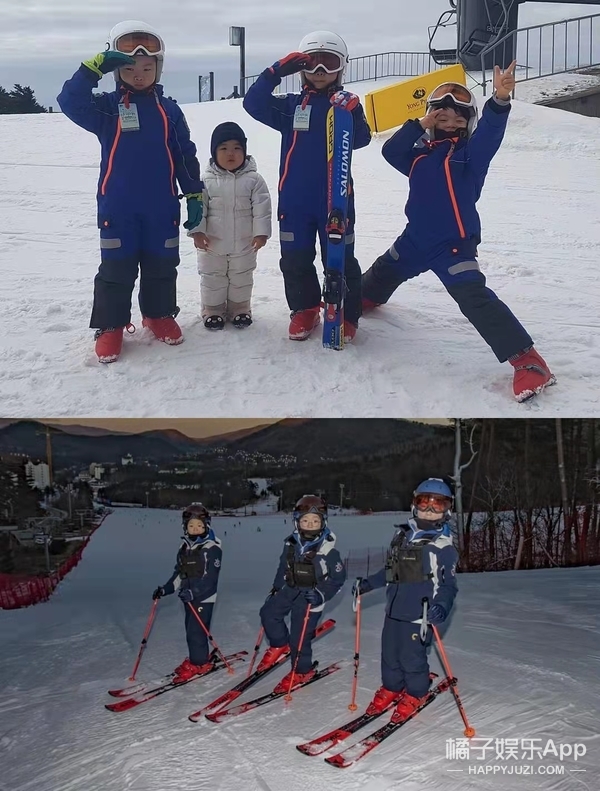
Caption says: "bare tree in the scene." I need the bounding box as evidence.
[451,418,477,561]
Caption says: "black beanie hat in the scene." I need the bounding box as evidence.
[210,122,247,162]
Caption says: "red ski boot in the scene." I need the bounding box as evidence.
[256,644,289,673]
[142,315,184,345]
[273,667,316,694]
[95,328,124,363]
[365,686,403,716]
[362,297,381,313]
[509,346,556,402]
[172,657,213,684]
[289,308,320,340]
[390,692,425,723]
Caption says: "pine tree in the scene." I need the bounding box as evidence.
[1,84,47,114]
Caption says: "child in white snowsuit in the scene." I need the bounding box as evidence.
[188,122,272,329]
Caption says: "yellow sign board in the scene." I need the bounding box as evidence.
[364,64,467,133]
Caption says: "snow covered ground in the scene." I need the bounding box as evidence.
[1,75,600,417]
[2,508,599,791]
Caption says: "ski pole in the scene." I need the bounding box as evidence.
[432,625,475,737]
[129,598,159,681]
[284,603,312,703]
[348,584,362,711]
[186,602,236,674]
[246,626,265,678]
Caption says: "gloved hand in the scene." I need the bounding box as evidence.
[270,52,312,78]
[83,51,136,78]
[428,604,447,625]
[302,588,324,607]
[352,577,372,597]
[178,588,194,603]
[183,193,204,230]
[265,586,279,602]
[330,90,360,112]
[152,586,165,600]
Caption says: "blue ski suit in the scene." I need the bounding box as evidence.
[243,71,372,324]
[57,66,203,329]
[364,521,458,697]
[260,529,346,673]
[162,532,222,665]
[361,96,533,362]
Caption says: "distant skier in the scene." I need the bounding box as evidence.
[57,21,203,363]
[361,61,555,402]
[256,495,346,691]
[152,504,222,683]
[353,479,458,721]
[186,121,272,330]
[243,31,371,342]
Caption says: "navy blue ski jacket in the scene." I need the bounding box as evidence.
[381,96,511,247]
[163,534,222,604]
[243,70,371,213]
[57,66,203,217]
[366,521,458,622]
[272,530,346,613]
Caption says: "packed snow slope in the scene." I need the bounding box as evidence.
[1,78,600,417]
[2,509,599,791]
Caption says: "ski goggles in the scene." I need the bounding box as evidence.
[427,82,474,108]
[413,494,452,513]
[303,50,345,74]
[295,505,326,519]
[114,31,164,57]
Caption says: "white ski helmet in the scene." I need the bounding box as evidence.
[425,82,478,139]
[298,30,349,79]
[107,20,165,82]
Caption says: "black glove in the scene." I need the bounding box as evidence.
[428,603,447,625]
[352,577,372,597]
[178,588,194,603]
[152,586,164,600]
[270,51,312,78]
[265,586,279,602]
[302,588,324,607]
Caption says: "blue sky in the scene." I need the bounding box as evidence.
[0,1,597,106]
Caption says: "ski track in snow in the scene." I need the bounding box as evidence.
[2,510,599,791]
[0,83,600,416]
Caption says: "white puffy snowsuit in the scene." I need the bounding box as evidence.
[188,156,272,320]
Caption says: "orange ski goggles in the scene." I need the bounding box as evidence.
[413,494,452,513]
[114,32,163,56]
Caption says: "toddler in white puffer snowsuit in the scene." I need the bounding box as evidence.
[187,122,272,329]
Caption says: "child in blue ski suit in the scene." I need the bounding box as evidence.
[354,479,458,721]
[57,21,204,364]
[361,62,555,402]
[243,30,371,342]
[256,495,346,693]
[152,504,222,683]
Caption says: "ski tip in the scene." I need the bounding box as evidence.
[324,755,345,768]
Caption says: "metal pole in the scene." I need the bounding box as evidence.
[453,419,464,554]
[45,427,53,488]
[209,72,215,101]
[198,75,202,102]
[44,533,50,573]
[239,27,246,97]
[220,493,223,512]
